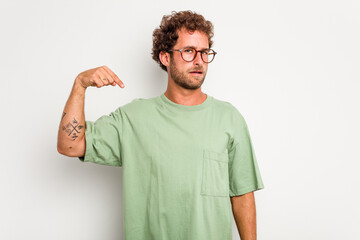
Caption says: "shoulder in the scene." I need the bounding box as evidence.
[210,96,249,131]
[119,95,159,114]
[211,96,246,122]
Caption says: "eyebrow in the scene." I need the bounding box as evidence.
[183,45,210,50]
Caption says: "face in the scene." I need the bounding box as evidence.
[168,28,209,90]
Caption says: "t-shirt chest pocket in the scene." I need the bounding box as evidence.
[201,149,229,197]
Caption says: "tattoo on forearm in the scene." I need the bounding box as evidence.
[61,112,66,120]
[62,118,84,141]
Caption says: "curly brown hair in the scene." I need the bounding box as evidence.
[152,10,214,72]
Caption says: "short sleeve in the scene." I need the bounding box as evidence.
[228,110,264,196]
[78,107,124,167]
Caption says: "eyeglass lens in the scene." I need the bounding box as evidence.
[181,47,215,63]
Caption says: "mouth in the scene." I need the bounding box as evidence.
[189,70,203,75]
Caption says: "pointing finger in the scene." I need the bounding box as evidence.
[103,66,124,88]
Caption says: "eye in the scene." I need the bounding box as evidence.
[183,48,194,53]
[201,49,210,55]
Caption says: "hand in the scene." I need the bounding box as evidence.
[75,65,125,89]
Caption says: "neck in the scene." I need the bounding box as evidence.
[164,88,207,106]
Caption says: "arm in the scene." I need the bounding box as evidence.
[57,65,124,157]
[230,191,257,240]
[57,78,87,157]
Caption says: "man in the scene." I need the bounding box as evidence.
[57,10,264,240]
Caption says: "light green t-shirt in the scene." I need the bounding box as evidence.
[79,93,264,240]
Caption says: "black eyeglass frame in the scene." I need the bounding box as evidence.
[167,47,217,63]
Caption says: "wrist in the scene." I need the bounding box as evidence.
[74,76,87,91]
[72,77,87,97]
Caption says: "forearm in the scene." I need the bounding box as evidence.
[57,77,86,156]
[230,191,257,240]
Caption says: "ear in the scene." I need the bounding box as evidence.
[159,51,170,69]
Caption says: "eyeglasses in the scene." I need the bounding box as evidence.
[168,47,217,63]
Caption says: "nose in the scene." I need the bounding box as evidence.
[193,51,203,65]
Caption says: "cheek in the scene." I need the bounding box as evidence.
[176,62,190,71]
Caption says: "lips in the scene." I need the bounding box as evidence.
[190,70,203,74]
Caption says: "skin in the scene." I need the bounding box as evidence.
[57,66,124,156]
[159,28,208,106]
[57,27,257,240]
[231,192,257,240]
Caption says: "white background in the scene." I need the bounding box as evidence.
[1,0,359,239]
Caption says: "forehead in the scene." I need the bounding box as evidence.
[174,28,209,49]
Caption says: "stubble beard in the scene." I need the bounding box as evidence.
[169,60,207,90]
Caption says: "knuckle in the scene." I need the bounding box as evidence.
[95,81,103,88]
